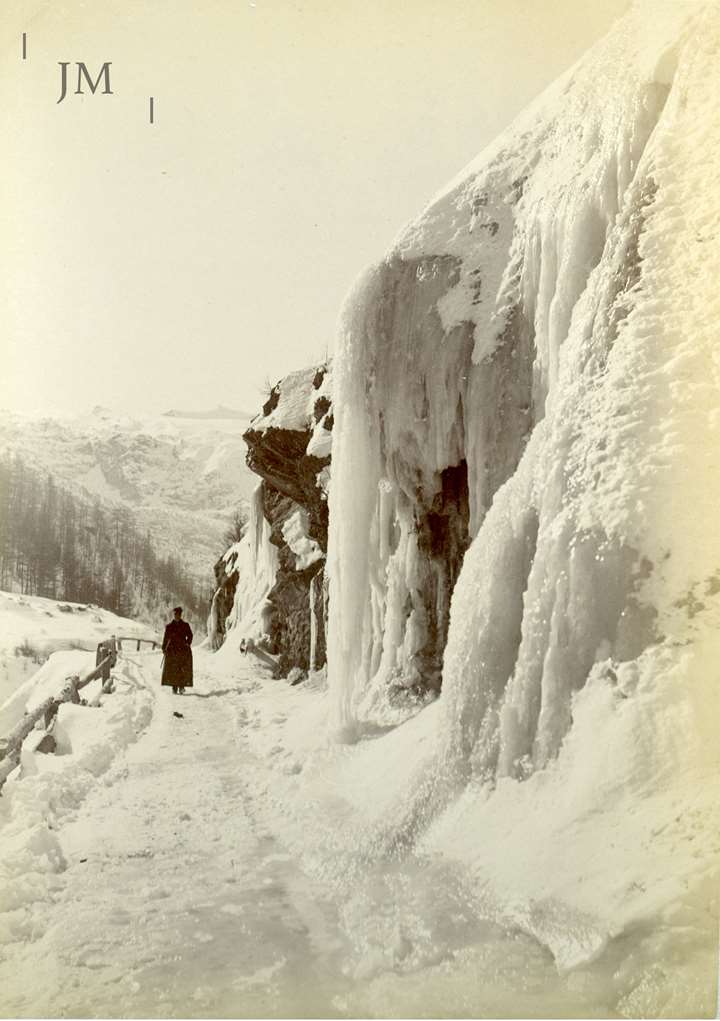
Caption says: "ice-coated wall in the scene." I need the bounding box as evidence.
[327,0,720,786]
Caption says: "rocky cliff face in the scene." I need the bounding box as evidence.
[207,546,241,652]
[208,365,332,677]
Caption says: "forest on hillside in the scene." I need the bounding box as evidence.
[0,453,211,630]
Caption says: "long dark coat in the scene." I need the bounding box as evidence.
[161,619,193,687]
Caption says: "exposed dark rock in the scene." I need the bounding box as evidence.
[262,385,281,417]
[310,566,327,672]
[245,427,329,550]
[409,461,471,693]
[34,733,57,754]
[260,509,325,674]
[313,396,331,422]
[207,552,239,652]
[251,459,330,674]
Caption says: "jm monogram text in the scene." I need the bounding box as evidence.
[57,62,113,104]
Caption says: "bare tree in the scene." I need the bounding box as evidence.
[222,508,247,550]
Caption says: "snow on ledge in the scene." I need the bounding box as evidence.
[250,367,318,433]
[282,508,323,570]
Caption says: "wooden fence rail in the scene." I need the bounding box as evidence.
[0,652,115,793]
[114,636,159,651]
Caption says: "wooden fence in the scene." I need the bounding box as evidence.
[0,636,159,794]
[115,636,159,651]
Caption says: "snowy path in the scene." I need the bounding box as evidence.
[0,651,619,1019]
[0,652,348,1018]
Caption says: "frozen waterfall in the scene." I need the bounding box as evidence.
[326,0,720,785]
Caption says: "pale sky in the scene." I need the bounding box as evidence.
[1,0,631,418]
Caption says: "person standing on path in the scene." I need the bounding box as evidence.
[161,607,193,695]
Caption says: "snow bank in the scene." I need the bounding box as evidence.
[216,624,715,1015]
[0,656,153,943]
[427,636,719,969]
[0,651,94,735]
[0,594,158,942]
[0,592,153,718]
[319,0,720,1007]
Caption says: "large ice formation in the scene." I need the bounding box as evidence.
[321,0,719,981]
[328,0,720,757]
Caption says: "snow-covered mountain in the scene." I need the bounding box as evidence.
[212,0,719,1006]
[163,405,254,421]
[0,407,257,578]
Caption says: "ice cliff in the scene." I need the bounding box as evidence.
[328,0,720,754]
[319,0,719,983]
[208,366,332,676]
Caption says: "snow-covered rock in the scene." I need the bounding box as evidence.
[281,509,323,571]
[208,365,332,676]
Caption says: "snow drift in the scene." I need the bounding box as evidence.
[321,0,720,1003]
[0,649,153,944]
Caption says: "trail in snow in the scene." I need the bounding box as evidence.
[0,650,607,1019]
[0,652,347,1018]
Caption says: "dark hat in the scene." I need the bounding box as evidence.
[173,606,183,614]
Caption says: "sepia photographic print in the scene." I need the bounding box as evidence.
[0,0,718,1017]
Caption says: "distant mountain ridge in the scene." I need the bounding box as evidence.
[163,405,253,421]
[0,408,257,580]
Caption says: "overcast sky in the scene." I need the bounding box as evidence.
[1,0,631,418]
